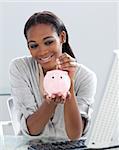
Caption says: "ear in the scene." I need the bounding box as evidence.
[59,31,66,44]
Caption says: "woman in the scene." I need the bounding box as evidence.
[9,11,97,141]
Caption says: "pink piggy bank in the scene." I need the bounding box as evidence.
[43,69,71,97]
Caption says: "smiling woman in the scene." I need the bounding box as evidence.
[9,11,97,145]
[26,23,63,72]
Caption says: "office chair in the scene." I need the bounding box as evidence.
[7,97,20,135]
[0,97,15,136]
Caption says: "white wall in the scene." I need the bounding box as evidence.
[117,2,119,48]
[0,2,118,122]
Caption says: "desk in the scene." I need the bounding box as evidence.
[0,135,86,150]
[0,135,30,150]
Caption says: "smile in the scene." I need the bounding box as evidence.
[38,53,54,63]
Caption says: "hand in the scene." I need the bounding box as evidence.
[43,92,71,104]
[56,53,78,79]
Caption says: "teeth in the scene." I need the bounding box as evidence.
[41,55,51,60]
[38,54,53,62]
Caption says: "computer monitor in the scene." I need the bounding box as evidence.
[86,50,119,148]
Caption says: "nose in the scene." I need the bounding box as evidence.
[37,45,49,56]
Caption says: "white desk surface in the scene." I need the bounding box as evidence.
[0,135,29,150]
[0,135,66,150]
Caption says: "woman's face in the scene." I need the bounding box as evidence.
[26,23,66,72]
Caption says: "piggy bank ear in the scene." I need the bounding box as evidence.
[45,71,55,79]
[46,71,52,76]
[46,71,50,75]
[64,71,68,75]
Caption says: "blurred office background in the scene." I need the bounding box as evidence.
[0,1,118,139]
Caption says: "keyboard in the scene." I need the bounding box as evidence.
[27,139,87,150]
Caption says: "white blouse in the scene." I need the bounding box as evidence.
[9,56,97,140]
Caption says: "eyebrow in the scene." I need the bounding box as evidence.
[28,36,54,44]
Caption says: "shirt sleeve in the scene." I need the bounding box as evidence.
[9,59,38,136]
[74,64,97,137]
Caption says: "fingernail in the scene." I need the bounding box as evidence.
[56,58,59,62]
[52,95,55,98]
[56,59,60,64]
[58,93,61,96]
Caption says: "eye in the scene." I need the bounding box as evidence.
[52,76,54,79]
[45,40,54,46]
[28,43,39,49]
[60,76,62,79]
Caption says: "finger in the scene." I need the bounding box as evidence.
[60,99,66,104]
[54,97,61,103]
[43,91,47,97]
[58,52,71,60]
[60,57,76,65]
[46,95,52,103]
[61,61,77,68]
[56,59,60,69]
[66,91,71,100]
[43,92,49,101]
[53,94,62,103]
[45,99,51,104]
[57,92,62,97]
[60,95,66,104]
[58,98,65,104]
[59,53,76,62]
[59,62,77,72]
[56,56,76,70]
[51,94,56,99]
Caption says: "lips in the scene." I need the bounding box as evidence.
[38,53,54,63]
